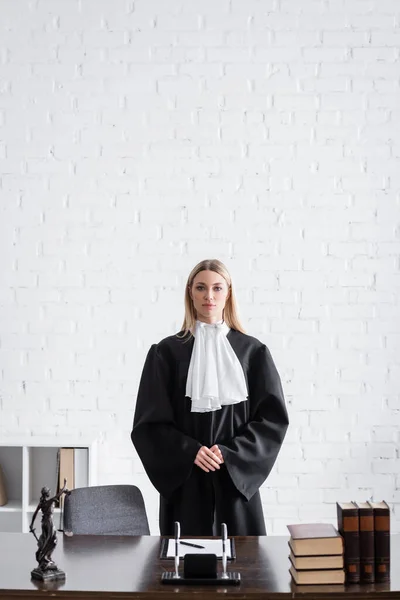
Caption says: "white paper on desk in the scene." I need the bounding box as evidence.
[166,539,232,559]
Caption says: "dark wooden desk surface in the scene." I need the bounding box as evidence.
[0,533,399,599]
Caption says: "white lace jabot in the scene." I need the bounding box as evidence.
[185,320,248,413]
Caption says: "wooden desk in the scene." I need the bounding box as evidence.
[0,532,398,599]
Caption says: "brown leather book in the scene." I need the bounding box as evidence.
[369,501,390,582]
[289,565,345,585]
[287,523,343,556]
[336,502,360,583]
[355,502,375,583]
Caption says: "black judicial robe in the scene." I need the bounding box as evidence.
[131,329,289,536]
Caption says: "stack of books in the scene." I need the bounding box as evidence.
[287,523,345,585]
[337,500,390,583]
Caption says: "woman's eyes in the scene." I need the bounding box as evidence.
[196,286,223,292]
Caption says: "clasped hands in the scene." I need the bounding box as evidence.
[194,444,224,473]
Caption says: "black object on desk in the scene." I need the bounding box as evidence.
[184,554,217,579]
[161,522,241,585]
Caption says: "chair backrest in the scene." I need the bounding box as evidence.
[63,485,150,536]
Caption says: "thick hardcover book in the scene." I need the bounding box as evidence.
[289,550,343,571]
[355,501,375,583]
[336,502,360,583]
[59,448,75,508]
[369,501,390,582]
[289,565,345,585]
[287,523,343,556]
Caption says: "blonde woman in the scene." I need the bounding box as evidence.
[131,259,288,536]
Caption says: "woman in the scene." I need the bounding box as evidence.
[131,259,289,536]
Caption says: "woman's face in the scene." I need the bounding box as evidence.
[189,270,230,324]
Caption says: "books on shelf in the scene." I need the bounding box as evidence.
[58,448,74,508]
[289,565,345,585]
[287,523,344,557]
[287,523,345,586]
[336,501,360,583]
[57,447,89,507]
[369,500,390,583]
[0,463,7,507]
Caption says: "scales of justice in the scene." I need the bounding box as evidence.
[29,478,70,581]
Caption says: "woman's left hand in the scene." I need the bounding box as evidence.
[210,444,224,464]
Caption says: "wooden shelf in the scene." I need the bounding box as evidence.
[0,440,97,533]
[0,500,22,512]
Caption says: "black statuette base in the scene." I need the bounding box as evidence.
[161,571,241,585]
[31,567,66,581]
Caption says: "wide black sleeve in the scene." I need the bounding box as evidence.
[131,344,201,499]
[218,344,289,501]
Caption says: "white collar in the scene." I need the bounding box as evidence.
[186,320,248,413]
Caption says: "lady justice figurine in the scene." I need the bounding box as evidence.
[29,479,70,581]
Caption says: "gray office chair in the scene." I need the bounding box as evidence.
[63,484,150,536]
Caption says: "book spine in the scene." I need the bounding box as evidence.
[337,504,360,584]
[59,448,75,508]
[373,508,390,582]
[359,508,375,583]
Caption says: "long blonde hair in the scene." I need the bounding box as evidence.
[180,259,245,337]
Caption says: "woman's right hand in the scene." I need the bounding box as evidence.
[194,446,222,473]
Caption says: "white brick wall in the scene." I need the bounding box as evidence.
[1,0,399,535]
